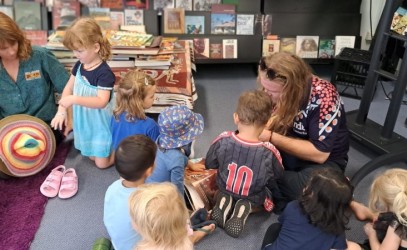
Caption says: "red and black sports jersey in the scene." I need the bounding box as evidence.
[205,131,284,207]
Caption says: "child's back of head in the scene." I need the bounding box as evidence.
[299,168,353,235]
[114,69,156,121]
[114,135,157,181]
[236,90,273,127]
[369,168,407,226]
[129,182,193,250]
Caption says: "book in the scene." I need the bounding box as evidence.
[153,0,174,10]
[211,13,235,34]
[236,14,254,35]
[222,39,237,59]
[318,39,335,58]
[334,35,356,56]
[0,6,14,19]
[262,14,272,37]
[175,0,192,10]
[390,7,407,32]
[123,0,149,9]
[106,60,135,68]
[24,30,48,46]
[89,7,111,30]
[52,0,81,30]
[209,43,222,59]
[296,35,319,58]
[184,164,218,211]
[193,0,221,11]
[185,15,205,34]
[100,0,123,9]
[104,30,154,48]
[110,11,124,30]
[14,1,42,30]
[124,9,144,26]
[193,38,209,59]
[262,39,280,56]
[211,3,235,14]
[280,37,296,54]
[164,8,185,34]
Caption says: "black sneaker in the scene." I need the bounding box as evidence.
[211,192,233,228]
[224,199,251,238]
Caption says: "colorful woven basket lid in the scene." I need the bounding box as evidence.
[0,114,56,177]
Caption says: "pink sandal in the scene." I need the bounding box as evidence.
[58,168,78,199]
[40,165,66,198]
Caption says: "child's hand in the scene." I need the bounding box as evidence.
[51,111,67,131]
[188,162,205,172]
[364,222,376,237]
[59,95,75,108]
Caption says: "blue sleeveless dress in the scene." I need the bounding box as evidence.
[72,66,114,157]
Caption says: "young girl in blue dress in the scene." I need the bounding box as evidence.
[110,69,159,156]
[51,18,115,168]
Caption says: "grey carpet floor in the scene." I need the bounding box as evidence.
[30,64,407,250]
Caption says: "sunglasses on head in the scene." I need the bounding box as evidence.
[259,57,286,81]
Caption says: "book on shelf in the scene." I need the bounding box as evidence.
[209,43,222,59]
[120,24,146,33]
[164,8,185,34]
[211,13,235,35]
[104,30,154,48]
[280,37,296,54]
[175,0,192,11]
[153,0,174,10]
[14,1,42,30]
[254,14,272,37]
[334,36,355,56]
[318,39,335,59]
[193,0,221,11]
[100,0,123,9]
[158,37,185,54]
[110,11,124,30]
[123,0,149,9]
[111,47,160,55]
[222,39,237,59]
[193,38,209,59]
[46,30,67,50]
[106,60,135,68]
[262,39,280,56]
[390,6,407,33]
[24,30,48,46]
[0,6,14,19]
[52,0,81,30]
[124,9,144,26]
[236,14,254,35]
[211,3,235,14]
[185,15,205,35]
[89,7,111,30]
[296,35,319,58]
[184,160,218,211]
[79,0,99,8]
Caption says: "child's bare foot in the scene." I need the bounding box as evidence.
[190,223,216,244]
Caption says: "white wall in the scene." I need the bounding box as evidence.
[360,0,386,50]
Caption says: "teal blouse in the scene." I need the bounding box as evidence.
[0,46,69,122]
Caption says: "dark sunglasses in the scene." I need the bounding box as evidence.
[259,57,286,81]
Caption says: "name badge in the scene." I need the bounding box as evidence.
[25,70,41,81]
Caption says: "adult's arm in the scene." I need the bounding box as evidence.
[270,132,329,164]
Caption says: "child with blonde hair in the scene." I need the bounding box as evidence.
[129,182,193,250]
[363,168,407,250]
[111,69,159,152]
[51,17,115,168]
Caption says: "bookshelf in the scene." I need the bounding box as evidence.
[264,0,362,64]
[160,0,263,64]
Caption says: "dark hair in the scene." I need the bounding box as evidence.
[114,135,157,181]
[236,90,273,127]
[299,168,353,235]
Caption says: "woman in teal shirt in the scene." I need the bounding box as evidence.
[0,13,70,141]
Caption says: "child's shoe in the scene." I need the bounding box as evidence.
[224,199,251,238]
[211,192,233,228]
